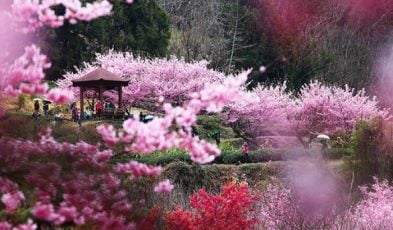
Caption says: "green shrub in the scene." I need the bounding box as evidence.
[219,141,239,152]
[52,125,79,143]
[16,94,26,110]
[57,135,79,143]
[222,138,245,148]
[0,115,47,139]
[137,148,191,166]
[197,115,221,131]
[326,148,354,160]
[79,123,102,144]
[349,118,393,184]
[195,115,236,139]
[349,119,389,183]
[162,162,207,194]
[238,163,275,186]
[222,152,245,164]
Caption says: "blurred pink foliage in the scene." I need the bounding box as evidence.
[154,179,174,193]
[350,178,393,229]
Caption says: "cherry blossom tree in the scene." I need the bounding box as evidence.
[292,81,390,147]
[225,82,293,144]
[57,50,225,109]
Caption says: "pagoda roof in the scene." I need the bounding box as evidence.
[72,67,129,87]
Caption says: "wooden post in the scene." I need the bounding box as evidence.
[99,85,103,102]
[118,86,123,108]
[80,87,84,119]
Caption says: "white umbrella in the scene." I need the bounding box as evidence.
[145,115,154,120]
[316,134,330,140]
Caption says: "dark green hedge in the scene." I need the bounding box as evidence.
[325,148,354,160]
[117,148,353,166]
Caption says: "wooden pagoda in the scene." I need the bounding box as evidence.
[72,67,129,116]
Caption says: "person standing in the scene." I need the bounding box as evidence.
[243,142,249,155]
[214,131,221,145]
[33,100,40,121]
[34,100,40,113]
[95,101,103,118]
[71,103,78,122]
[242,142,249,163]
[43,102,49,117]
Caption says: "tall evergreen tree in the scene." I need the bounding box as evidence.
[39,0,170,80]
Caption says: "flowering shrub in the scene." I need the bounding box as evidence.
[164,182,258,230]
[350,178,393,229]
[0,129,137,228]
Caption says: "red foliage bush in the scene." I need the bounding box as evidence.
[164,182,258,230]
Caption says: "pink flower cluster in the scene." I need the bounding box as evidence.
[45,88,74,104]
[96,124,119,147]
[1,45,50,97]
[115,161,162,179]
[350,178,393,229]
[11,0,113,33]
[0,219,37,230]
[154,179,174,193]
[0,177,25,212]
[0,129,143,228]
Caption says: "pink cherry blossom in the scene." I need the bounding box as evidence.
[11,0,113,33]
[13,219,37,230]
[115,161,162,179]
[154,179,174,193]
[292,81,390,146]
[1,45,50,98]
[1,191,25,212]
[0,222,12,230]
[96,125,119,147]
[349,178,393,229]
[0,177,25,212]
[32,203,58,222]
[45,88,74,104]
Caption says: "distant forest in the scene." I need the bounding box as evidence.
[40,0,393,93]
